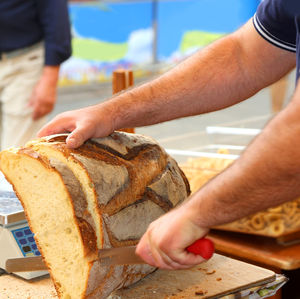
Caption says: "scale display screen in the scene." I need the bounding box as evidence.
[11,226,41,257]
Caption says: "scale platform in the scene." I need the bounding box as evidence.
[0,173,48,279]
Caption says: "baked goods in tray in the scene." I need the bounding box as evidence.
[0,132,190,299]
[180,153,300,238]
[180,153,233,192]
[217,199,300,238]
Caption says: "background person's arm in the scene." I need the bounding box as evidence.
[29,0,71,120]
[38,20,295,147]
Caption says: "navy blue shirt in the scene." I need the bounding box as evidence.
[0,0,71,65]
[253,0,300,82]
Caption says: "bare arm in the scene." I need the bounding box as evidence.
[136,83,300,270]
[37,20,300,269]
[112,20,295,127]
[190,84,300,228]
[38,20,295,147]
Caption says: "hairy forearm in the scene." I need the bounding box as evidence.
[103,21,294,131]
[37,21,295,148]
[187,86,300,228]
[107,35,251,130]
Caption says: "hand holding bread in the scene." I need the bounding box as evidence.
[38,103,115,148]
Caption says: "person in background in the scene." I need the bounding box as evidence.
[0,0,71,150]
[39,0,300,269]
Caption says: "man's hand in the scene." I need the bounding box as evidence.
[37,103,115,148]
[28,66,59,120]
[136,204,210,270]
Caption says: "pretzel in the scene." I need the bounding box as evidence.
[269,219,285,236]
[282,201,298,217]
[250,213,266,230]
[180,153,300,237]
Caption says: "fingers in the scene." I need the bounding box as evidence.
[137,239,199,270]
[37,111,95,149]
[136,228,207,270]
[32,110,40,121]
[147,232,188,269]
[136,233,180,270]
[135,237,157,267]
[66,133,82,149]
[65,125,92,148]
[37,114,75,137]
[136,207,211,270]
[32,107,48,121]
[30,98,54,120]
[136,238,174,270]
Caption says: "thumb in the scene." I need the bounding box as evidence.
[66,126,91,148]
[136,234,157,267]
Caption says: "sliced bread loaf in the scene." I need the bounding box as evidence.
[0,132,190,299]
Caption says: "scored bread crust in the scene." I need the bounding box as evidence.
[1,132,190,299]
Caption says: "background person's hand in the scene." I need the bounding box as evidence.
[29,77,56,120]
[136,204,210,270]
[28,66,59,120]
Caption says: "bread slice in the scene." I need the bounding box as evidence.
[26,136,104,249]
[0,148,96,298]
[0,132,190,299]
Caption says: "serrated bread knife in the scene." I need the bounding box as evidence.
[5,238,214,272]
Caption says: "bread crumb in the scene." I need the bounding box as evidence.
[197,267,208,272]
[206,270,216,275]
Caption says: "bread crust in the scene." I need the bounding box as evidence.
[1,132,190,299]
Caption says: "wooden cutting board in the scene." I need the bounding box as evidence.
[0,254,275,299]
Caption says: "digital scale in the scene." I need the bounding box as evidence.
[0,173,48,279]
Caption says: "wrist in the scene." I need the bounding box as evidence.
[178,198,211,231]
[104,93,132,131]
[93,101,119,134]
[183,190,215,230]
[41,65,60,84]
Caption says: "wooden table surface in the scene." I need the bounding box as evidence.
[209,230,300,271]
[0,254,277,299]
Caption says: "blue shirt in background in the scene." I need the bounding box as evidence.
[0,0,72,65]
[253,0,300,82]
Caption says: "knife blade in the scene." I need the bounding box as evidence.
[6,238,214,272]
[98,245,144,266]
[6,256,46,272]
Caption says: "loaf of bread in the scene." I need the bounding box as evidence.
[0,132,190,299]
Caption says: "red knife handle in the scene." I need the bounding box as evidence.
[186,238,214,260]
